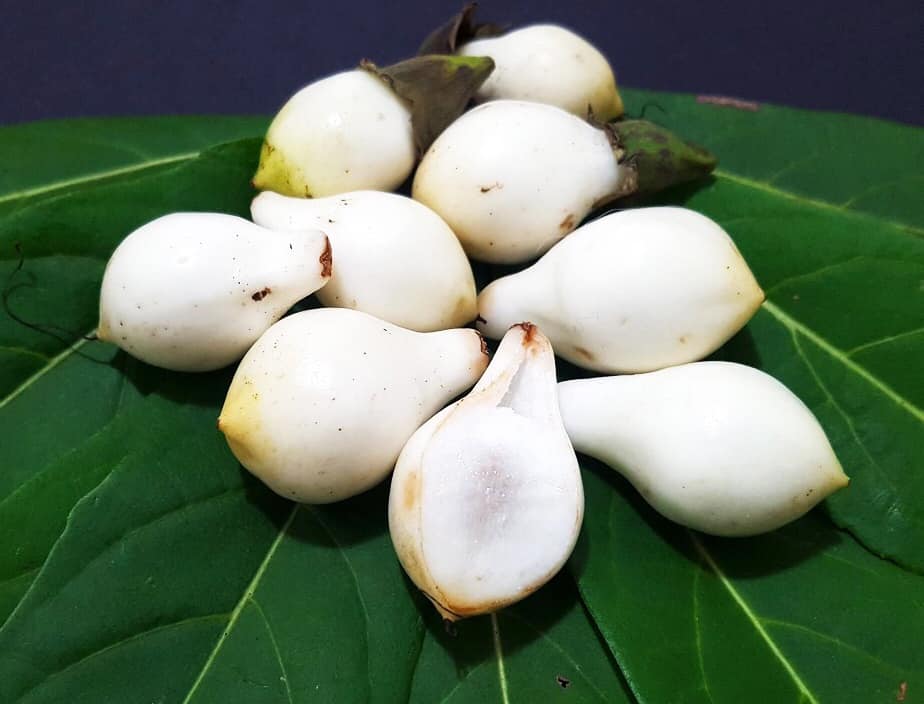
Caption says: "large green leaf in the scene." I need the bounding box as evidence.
[0,92,920,703]
[573,464,923,704]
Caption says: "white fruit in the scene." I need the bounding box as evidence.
[218,308,488,504]
[412,100,623,264]
[558,362,849,536]
[97,213,330,372]
[478,207,764,372]
[459,25,623,120]
[389,323,583,620]
[251,190,477,331]
[252,70,415,198]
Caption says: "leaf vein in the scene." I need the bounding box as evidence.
[690,533,819,704]
[179,503,299,704]
[0,332,94,411]
[715,170,924,237]
[0,152,198,207]
[762,301,923,422]
[249,595,293,704]
[13,612,229,701]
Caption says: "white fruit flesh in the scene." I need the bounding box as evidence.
[254,70,415,197]
[251,190,477,331]
[478,207,764,372]
[558,362,849,536]
[389,324,584,620]
[98,213,330,372]
[218,308,488,504]
[459,25,622,120]
[412,100,622,264]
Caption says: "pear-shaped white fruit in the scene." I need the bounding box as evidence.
[97,213,331,372]
[559,362,849,536]
[412,100,624,264]
[252,70,415,198]
[219,308,488,504]
[458,25,623,121]
[478,207,764,373]
[251,190,477,331]
[389,323,583,620]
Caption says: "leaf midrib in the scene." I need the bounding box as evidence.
[714,169,924,237]
[0,152,198,207]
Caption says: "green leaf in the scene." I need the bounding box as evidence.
[0,118,267,621]
[573,464,923,704]
[617,88,924,572]
[409,576,633,703]
[1,92,921,703]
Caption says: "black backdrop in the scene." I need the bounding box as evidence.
[2,0,921,125]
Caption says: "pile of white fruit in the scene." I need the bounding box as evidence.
[97,16,848,622]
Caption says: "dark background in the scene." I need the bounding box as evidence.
[2,0,921,126]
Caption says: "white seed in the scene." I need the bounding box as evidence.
[251,190,477,331]
[412,100,623,264]
[459,25,623,120]
[389,323,583,620]
[218,308,488,504]
[97,213,330,372]
[558,362,849,536]
[478,207,764,372]
[253,70,415,198]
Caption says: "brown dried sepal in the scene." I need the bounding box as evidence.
[360,54,495,155]
[417,3,507,56]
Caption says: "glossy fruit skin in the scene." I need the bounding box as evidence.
[478,207,765,373]
[252,70,415,198]
[219,308,488,504]
[251,190,477,331]
[412,100,622,264]
[459,24,623,120]
[559,362,849,536]
[98,213,330,372]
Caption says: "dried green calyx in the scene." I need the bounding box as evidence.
[603,119,717,202]
[361,54,495,155]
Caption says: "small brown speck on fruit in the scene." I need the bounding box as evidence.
[574,346,595,362]
[320,237,333,277]
[251,287,272,301]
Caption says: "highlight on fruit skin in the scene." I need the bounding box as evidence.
[412,100,624,264]
[251,190,477,332]
[97,212,331,372]
[252,55,494,199]
[477,206,765,372]
[558,362,850,536]
[252,70,416,198]
[419,6,623,120]
[218,308,489,504]
[458,24,624,121]
[389,322,584,621]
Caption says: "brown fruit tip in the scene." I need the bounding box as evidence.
[513,321,537,344]
[319,236,333,278]
[477,332,489,357]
